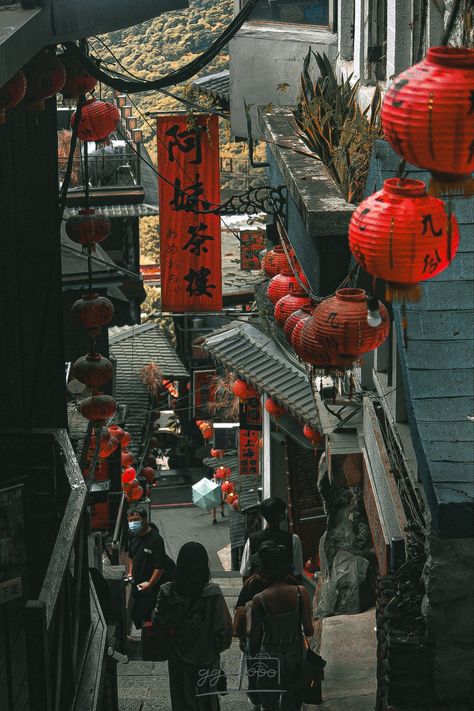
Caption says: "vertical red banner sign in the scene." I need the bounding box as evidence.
[157,114,222,312]
[240,229,266,271]
[239,396,262,476]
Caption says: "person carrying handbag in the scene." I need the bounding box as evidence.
[153,541,233,711]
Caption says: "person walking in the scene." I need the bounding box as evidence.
[248,543,314,711]
[240,497,303,581]
[154,541,233,710]
[126,506,175,630]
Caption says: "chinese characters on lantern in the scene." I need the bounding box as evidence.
[157,115,222,311]
[239,396,262,476]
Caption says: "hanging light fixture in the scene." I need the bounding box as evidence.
[284,302,314,343]
[71,293,114,334]
[79,393,117,424]
[274,290,311,328]
[264,398,286,419]
[261,245,289,277]
[382,46,474,195]
[72,352,113,389]
[126,116,137,131]
[0,71,27,124]
[267,268,301,305]
[71,98,119,142]
[132,128,143,143]
[349,178,460,301]
[116,94,127,108]
[65,209,112,248]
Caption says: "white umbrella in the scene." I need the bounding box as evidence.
[192,477,222,511]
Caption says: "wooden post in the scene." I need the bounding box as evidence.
[25,600,52,711]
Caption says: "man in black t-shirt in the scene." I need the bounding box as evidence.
[126,506,175,629]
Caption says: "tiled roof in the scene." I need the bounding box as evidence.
[367,140,474,537]
[109,323,188,456]
[202,321,319,428]
[192,71,230,103]
[64,204,158,219]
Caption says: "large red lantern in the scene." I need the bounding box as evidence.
[71,293,114,332]
[24,52,66,111]
[274,291,311,328]
[382,46,474,195]
[71,98,119,142]
[232,379,258,400]
[215,466,231,480]
[303,424,322,446]
[291,315,313,361]
[65,209,111,248]
[267,269,306,305]
[60,51,97,99]
[121,450,135,468]
[300,289,389,368]
[128,483,144,502]
[142,467,155,484]
[284,303,314,343]
[226,491,237,506]
[79,393,116,423]
[122,467,137,484]
[73,352,113,389]
[221,480,235,496]
[0,71,27,124]
[264,398,286,419]
[349,178,460,301]
[262,245,289,277]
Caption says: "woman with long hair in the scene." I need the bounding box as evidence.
[154,542,232,710]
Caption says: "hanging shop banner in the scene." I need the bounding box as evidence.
[239,396,262,476]
[157,114,222,312]
[240,229,266,271]
[193,369,216,420]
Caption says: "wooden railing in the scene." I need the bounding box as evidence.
[24,430,103,711]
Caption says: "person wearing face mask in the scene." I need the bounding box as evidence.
[126,506,175,630]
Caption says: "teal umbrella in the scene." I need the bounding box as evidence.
[192,477,222,511]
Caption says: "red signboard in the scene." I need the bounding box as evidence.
[157,114,222,312]
[240,229,266,271]
[239,396,262,476]
[193,369,216,419]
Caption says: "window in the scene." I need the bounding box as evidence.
[242,0,331,28]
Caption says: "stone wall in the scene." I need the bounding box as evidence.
[422,535,474,707]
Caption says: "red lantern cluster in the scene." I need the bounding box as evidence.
[264,398,286,419]
[60,51,97,99]
[284,303,314,343]
[299,289,389,368]
[382,46,474,195]
[267,269,301,305]
[274,290,311,328]
[71,98,119,142]
[0,71,27,124]
[66,209,111,248]
[349,178,460,301]
[24,51,66,111]
[232,378,258,400]
[262,245,289,277]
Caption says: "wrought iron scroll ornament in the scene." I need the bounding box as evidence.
[174,184,287,219]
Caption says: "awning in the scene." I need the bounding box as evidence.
[203,321,319,428]
[192,71,230,106]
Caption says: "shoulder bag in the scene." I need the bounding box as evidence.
[295,586,326,705]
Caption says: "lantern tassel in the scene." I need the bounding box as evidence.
[428,174,474,198]
[385,283,422,303]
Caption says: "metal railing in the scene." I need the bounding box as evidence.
[58,149,139,191]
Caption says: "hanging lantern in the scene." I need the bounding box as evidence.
[121,431,131,448]
[382,46,474,195]
[274,290,311,328]
[303,424,322,446]
[291,315,313,361]
[24,52,66,111]
[262,245,289,277]
[0,71,27,124]
[232,496,240,511]
[267,269,301,305]
[122,467,136,485]
[79,392,116,423]
[349,178,460,301]
[60,51,97,99]
[226,491,237,506]
[232,379,258,400]
[264,398,286,419]
[300,289,389,368]
[91,432,117,459]
[71,98,119,142]
[65,209,111,248]
[128,483,144,502]
[121,450,135,468]
[201,426,213,441]
[73,352,113,389]
[221,480,235,496]
[71,293,114,332]
[284,303,314,343]
[215,466,231,480]
[142,467,155,484]
[211,448,225,458]
[109,424,125,443]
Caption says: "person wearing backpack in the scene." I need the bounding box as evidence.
[154,541,233,710]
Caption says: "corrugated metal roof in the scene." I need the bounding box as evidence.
[367,140,474,537]
[202,321,319,428]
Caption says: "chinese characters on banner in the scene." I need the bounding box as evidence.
[193,369,216,420]
[157,114,222,312]
[239,396,262,476]
[240,229,266,271]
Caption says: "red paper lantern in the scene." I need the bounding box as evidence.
[71,292,114,331]
[60,51,97,99]
[303,424,322,446]
[109,424,125,443]
[284,303,314,343]
[142,467,155,484]
[300,289,389,368]
[232,379,258,400]
[65,208,111,248]
[215,466,231,480]
[262,245,289,277]
[201,427,213,441]
[79,393,116,423]
[128,483,144,502]
[211,448,225,458]
[71,98,119,142]
[382,46,474,195]
[73,352,113,389]
[264,398,286,419]
[226,491,237,506]
[267,269,301,305]
[121,431,131,448]
[121,450,135,468]
[349,178,460,301]
[24,52,66,111]
[0,71,27,124]
[291,315,313,360]
[121,467,137,485]
[221,480,235,496]
[274,291,311,328]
